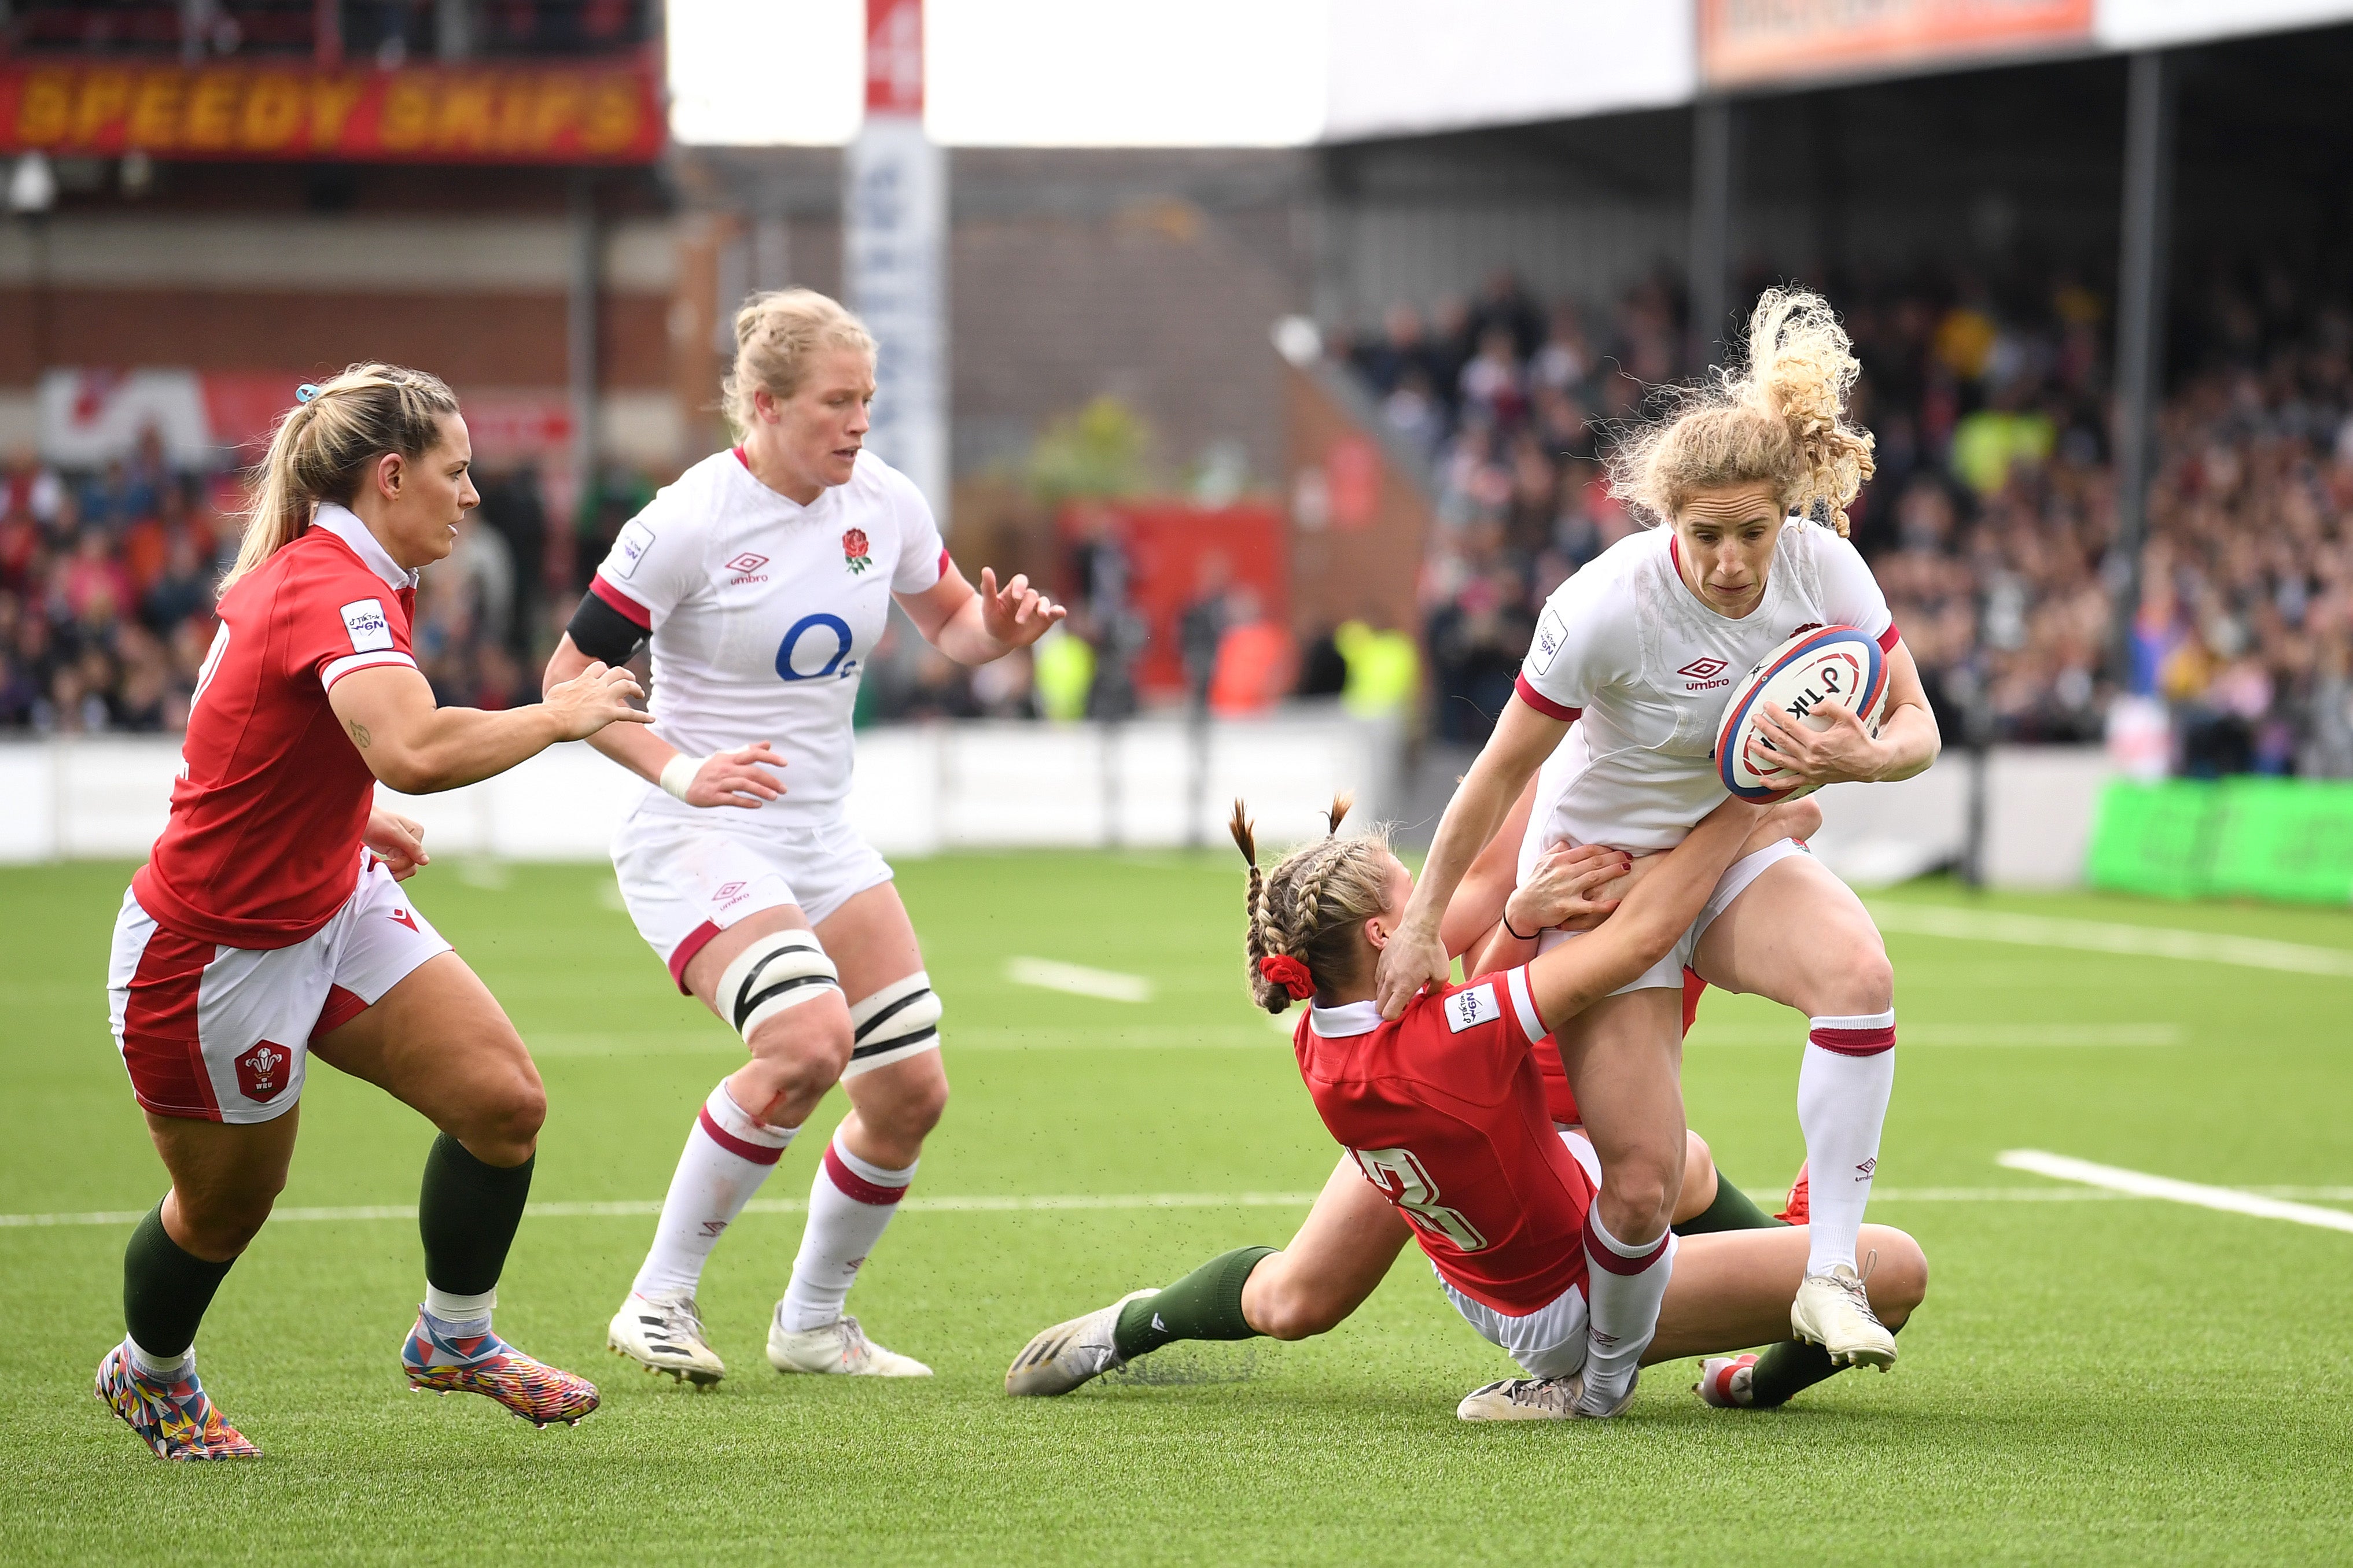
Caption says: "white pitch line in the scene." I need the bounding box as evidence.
[1005,956,1155,1003]
[1688,1023,2183,1048]
[1998,1150,2353,1234]
[11,1184,2351,1231]
[1868,903,2353,979]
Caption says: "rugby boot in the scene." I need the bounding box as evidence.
[607,1289,726,1388]
[767,1309,931,1377]
[1005,1289,1157,1396]
[402,1310,601,1426]
[1777,1161,1811,1224]
[1789,1260,1897,1370]
[1694,1352,1761,1408]
[1456,1373,1587,1421]
[94,1341,260,1460]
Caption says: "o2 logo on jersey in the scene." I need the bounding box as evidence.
[775,613,860,682]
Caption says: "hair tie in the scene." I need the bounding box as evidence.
[295,383,321,404]
[1258,954,1314,1001]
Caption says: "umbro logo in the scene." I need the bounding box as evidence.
[1855,1157,1877,1178]
[726,552,771,584]
[1677,656,1730,692]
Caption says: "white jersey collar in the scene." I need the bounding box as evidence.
[312,503,419,591]
[1307,999,1383,1038]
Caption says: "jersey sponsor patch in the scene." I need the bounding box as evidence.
[1527,605,1569,677]
[613,519,657,580]
[1444,983,1502,1034]
[340,599,393,652]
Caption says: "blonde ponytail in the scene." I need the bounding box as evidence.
[1231,793,1388,1016]
[1607,286,1877,536]
[223,363,461,591]
[722,288,876,433]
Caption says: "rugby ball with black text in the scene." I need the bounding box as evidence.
[1713,625,1889,802]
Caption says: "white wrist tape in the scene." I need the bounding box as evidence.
[659,752,707,802]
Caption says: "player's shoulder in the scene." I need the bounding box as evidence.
[1543,527,1664,610]
[1780,515,1865,568]
[845,451,934,528]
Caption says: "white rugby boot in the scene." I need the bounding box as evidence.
[607,1290,727,1388]
[1004,1289,1157,1396]
[1790,1260,1897,1370]
[767,1309,932,1377]
[1694,1353,1759,1408]
[1456,1373,1590,1421]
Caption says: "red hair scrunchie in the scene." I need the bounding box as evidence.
[1258,954,1314,1000]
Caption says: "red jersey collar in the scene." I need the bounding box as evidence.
[1308,998,1383,1038]
[312,503,419,591]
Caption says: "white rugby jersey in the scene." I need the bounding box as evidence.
[588,447,948,829]
[1514,519,1898,860]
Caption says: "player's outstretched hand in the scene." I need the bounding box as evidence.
[546,661,655,741]
[1373,923,1451,1020]
[1753,700,1883,788]
[364,806,430,881]
[687,742,788,809]
[978,567,1068,651]
[1511,843,1634,935]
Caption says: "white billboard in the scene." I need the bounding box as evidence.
[2097,0,2353,48]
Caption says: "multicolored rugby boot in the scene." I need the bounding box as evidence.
[1777,1161,1811,1225]
[94,1341,261,1460]
[401,1310,601,1427]
[1695,1352,1761,1408]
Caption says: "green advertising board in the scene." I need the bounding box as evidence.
[2087,779,2353,904]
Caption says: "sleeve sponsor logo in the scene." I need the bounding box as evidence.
[1445,983,1501,1034]
[1527,604,1568,677]
[340,598,393,652]
[613,519,656,579]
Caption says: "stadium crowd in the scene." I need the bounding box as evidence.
[1353,261,2353,776]
[9,261,2352,781]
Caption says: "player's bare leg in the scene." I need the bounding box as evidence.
[1696,853,1899,1368]
[613,903,849,1385]
[1656,1222,1925,1406]
[100,1111,299,1458]
[312,953,597,1426]
[769,884,942,1377]
[1553,988,1685,1414]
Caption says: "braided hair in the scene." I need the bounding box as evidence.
[1230,794,1394,1014]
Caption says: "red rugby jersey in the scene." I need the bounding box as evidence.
[1293,968,1594,1316]
[132,505,417,948]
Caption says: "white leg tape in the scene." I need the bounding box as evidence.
[842,969,942,1078]
[717,930,839,1041]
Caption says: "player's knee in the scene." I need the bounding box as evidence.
[748,1008,854,1097]
[1600,1164,1678,1238]
[1859,1224,1928,1325]
[464,1068,547,1161]
[1244,1266,1342,1341]
[178,1171,286,1257]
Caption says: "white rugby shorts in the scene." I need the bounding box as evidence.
[612,808,895,994]
[1537,836,1808,994]
[106,857,452,1124]
[1437,1130,1606,1379]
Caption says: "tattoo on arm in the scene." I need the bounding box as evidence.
[347,720,371,749]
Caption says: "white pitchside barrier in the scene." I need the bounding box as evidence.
[0,714,1404,864]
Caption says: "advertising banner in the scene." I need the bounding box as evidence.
[2087,778,2353,905]
[0,60,662,163]
[1701,0,2095,88]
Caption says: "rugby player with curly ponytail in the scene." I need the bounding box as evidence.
[1364,286,1939,1410]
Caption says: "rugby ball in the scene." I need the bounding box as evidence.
[1713,625,1889,802]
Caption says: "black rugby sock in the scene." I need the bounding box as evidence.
[1748,1320,1904,1408]
[1673,1171,1788,1236]
[418,1133,534,1299]
[123,1201,235,1362]
[1113,1246,1278,1361]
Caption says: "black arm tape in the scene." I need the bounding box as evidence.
[566,592,647,665]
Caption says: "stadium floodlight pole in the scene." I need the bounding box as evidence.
[846,0,950,529]
[1688,95,1735,371]
[2108,49,2177,689]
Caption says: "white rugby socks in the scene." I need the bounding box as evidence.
[1581,1208,1676,1410]
[776,1132,916,1332]
[1798,1010,1897,1276]
[632,1080,798,1299]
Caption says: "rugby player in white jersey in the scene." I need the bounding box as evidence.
[1375,288,1941,1417]
[543,290,1062,1383]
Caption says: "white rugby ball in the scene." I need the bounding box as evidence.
[1713,625,1889,802]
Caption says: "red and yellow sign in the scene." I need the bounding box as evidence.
[1700,0,2094,87]
[0,60,663,163]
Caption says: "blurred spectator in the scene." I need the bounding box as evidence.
[1207,589,1296,717]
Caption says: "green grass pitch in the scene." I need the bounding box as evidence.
[3,851,2351,1564]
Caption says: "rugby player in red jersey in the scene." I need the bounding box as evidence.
[95,366,651,1460]
[1011,792,1924,1419]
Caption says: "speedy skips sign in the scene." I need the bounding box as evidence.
[0,61,662,163]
